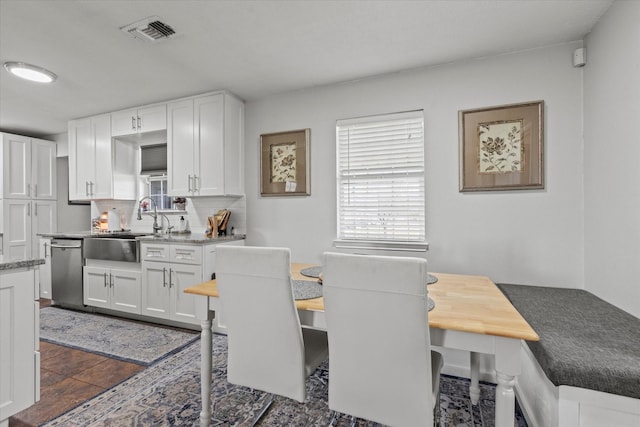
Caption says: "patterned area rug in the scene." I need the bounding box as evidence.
[45,335,528,426]
[40,307,199,366]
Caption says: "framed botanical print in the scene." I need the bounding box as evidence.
[260,128,310,196]
[459,101,544,191]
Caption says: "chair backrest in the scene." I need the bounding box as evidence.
[216,245,307,401]
[322,251,435,427]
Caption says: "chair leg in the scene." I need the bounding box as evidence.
[433,389,442,427]
[250,394,274,426]
[328,410,338,426]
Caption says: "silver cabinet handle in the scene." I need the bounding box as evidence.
[137,116,141,130]
[44,243,49,258]
[132,116,136,130]
[86,181,90,197]
[188,175,192,193]
[34,184,38,197]
[27,203,30,216]
[168,268,173,288]
[193,175,199,192]
[162,267,167,287]
[27,183,31,197]
[34,203,38,216]
[104,272,108,287]
[110,273,114,288]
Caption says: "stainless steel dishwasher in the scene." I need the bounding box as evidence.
[50,238,84,308]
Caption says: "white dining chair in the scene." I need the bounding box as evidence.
[322,252,443,427]
[216,245,329,404]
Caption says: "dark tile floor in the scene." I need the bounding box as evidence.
[9,301,146,427]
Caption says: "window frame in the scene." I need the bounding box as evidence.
[334,110,427,251]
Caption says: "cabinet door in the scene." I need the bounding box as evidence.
[2,133,31,199]
[83,266,110,309]
[39,238,52,299]
[169,263,201,324]
[111,108,138,137]
[0,268,36,420]
[2,200,31,261]
[32,201,57,259]
[138,105,167,133]
[141,243,170,262]
[171,244,202,265]
[31,139,57,200]
[91,114,113,199]
[167,99,195,196]
[68,118,93,200]
[194,94,225,196]
[110,269,141,314]
[141,262,171,318]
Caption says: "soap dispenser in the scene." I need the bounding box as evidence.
[178,216,186,233]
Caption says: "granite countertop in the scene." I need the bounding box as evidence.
[0,257,45,271]
[39,231,246,245]
[136,233,246,244]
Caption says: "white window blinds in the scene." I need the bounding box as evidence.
[336,111,425,242]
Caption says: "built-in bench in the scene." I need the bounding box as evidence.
[497,284,640,427]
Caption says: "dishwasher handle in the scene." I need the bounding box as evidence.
[50,243,83,249]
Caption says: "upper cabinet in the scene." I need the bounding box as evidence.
[68,114,136,201]
[1,133,57,200]
[167,92,244,197]
[111,104,167,137]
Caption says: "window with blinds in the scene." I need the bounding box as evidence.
[336,111,425,243]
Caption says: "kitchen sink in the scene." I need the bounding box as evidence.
[83,235,145,262]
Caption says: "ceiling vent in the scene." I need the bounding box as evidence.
[120,16,176,42]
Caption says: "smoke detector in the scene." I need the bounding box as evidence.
[120,16,176,42]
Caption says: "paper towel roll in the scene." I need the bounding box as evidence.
[108,208,120,231]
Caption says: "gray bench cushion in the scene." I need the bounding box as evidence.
[498,284,640,400]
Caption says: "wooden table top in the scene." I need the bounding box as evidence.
[185,263,539,342]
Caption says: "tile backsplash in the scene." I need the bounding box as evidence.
[92,196,246,236]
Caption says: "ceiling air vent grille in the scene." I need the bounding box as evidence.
[120,16,176,42]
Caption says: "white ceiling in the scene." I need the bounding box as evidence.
[0,0,613,138]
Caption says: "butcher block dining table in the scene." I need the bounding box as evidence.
[184,263,539,427]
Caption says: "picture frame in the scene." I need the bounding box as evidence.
[260,128,311,196]
[459,100,544,192]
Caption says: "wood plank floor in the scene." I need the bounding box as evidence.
[8,300,146,427]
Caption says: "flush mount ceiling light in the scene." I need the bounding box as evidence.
[4,62,57,83]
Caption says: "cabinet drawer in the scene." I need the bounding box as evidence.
[171,245,202,265]
[141,243,170,261]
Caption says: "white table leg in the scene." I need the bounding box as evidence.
[494,338,521,427]
[495,371,516,427]
[199,314,214,427]
[469,351,481,405]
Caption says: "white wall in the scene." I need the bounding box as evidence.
[245,42,585,288]
[584,0,640,317]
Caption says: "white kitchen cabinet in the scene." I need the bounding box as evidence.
[167,92,244,197]
[1,133,56,200]
[141,239,244,328]
[111,104,166,137]
[0,267,39,423]
[39,238,52,299]
[84,265,141,314]
[141,243,202,325]
[2,199,56,261]
[68,114,137,200]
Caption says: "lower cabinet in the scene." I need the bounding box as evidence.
[140,240,244,327]
[0,267,39,423]
[84,265,142,314]
[39,238,52,299]
[141,262,201,324]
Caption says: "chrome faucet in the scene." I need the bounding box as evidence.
[159,213,174,234]
[137,196,162,235]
